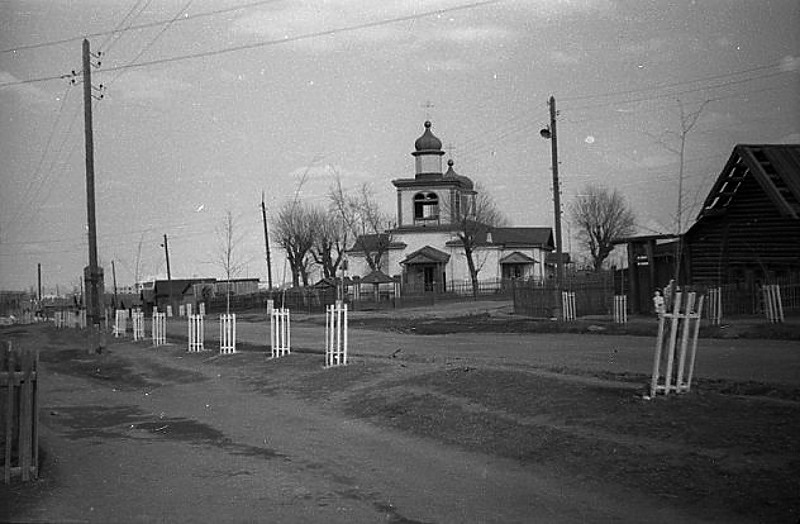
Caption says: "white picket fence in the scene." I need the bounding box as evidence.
[613,295,628,324]
[219,314,236,354]
[648,290,705,398]
[152,312,166,346]
[707,287,722,325]
[188,314,204,352]
[113,309,127,337]
[762,284,785,323]
[270,308,291,358]
[325,303,348,367]
[561,291,576,321]
[132,310,145,341]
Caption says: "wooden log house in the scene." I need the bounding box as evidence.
[617,144,800,314]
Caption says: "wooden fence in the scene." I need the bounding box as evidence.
[1,342,39,483]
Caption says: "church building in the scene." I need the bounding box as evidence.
[347,121,556,292]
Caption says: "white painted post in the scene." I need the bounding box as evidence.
[186,303,193,317]
[114,309,127,337]
[199,302,206,316]
[325,303,348,367]
[219,313,236,354]
[613,295,628,324]
[152,312,166,346]
[561,291,576,321]
[648,290,705,397]
[188,314,204,352]
[132,310,145,341]
[763,284,784,323]
[79,309,87,329]
[270,308,290,358]
[708,287,722,325]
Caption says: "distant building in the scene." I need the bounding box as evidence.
[347,121,558,291]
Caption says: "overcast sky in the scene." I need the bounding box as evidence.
[1,0,798,292]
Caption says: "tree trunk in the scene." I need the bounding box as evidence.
[465,247,479,298]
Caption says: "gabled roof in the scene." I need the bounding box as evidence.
[445,226,554,249]
[697,144,800,222]
[499,251,536,264]
[360,270,396,284]
[154,279,213,298]
[347,234,407,253]
[491,227,554,247]
[400,246,451,265]
[545,252,572,265]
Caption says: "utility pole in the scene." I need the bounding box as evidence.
[162,234,172,311]
[541,95,565,319]
[261,191,273,289]
[162,234,172,281]
[111,259,118,308]
[81,38,105,330]
[37,263,42,302]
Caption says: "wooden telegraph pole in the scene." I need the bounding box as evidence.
[542,95,565,320]
[82,38,104,331]
[261,192,273,289]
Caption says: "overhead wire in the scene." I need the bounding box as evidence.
[2,0,284,54]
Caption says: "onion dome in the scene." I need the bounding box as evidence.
[444,159,474,189]
[414,121,443,153]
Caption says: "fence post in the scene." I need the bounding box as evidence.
[561,291,576,321]
[132,310,145,341]
[648,290,705,398]
[325,303,348,367]
[613,295,628,324]
[152,311,166,346]
[219,314,236,354]
[113,309,127,337]
[188,314,204,352]
[708,287,722,325]
[763,284,784,323]
[270,308,290,358]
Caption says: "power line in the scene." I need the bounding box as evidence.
[559,62,781,103]
[2,0,283,54]
[1,0,502,89]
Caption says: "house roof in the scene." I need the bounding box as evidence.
[360,270,396,284]
[400,245,451,265]
[445,226,554,248]
[696,144,800,222]
[499,251,537,264]
[347,233,407,253]
[153,279,213,298]
[545,252,572,265]
[491,227,554,247]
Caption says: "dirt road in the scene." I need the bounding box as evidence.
[3,318,798,522]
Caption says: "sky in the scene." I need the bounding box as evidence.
[1,0,798,293]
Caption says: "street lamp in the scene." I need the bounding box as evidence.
[541,95,565,319]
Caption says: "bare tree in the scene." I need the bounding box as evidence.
[329,177,394,273]
[274,201,317,287]
[442,185,507,297]
[568,184,636,271]
[214,210,246,314]
[310,207,348,280]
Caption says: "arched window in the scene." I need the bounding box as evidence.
[414,192,439,222]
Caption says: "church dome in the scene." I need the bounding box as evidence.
[414,121,443,152]
[444,159,474,189]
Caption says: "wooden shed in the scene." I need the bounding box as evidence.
[683,144,800,285]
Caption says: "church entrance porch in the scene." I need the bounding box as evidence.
[400,246,450,294]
